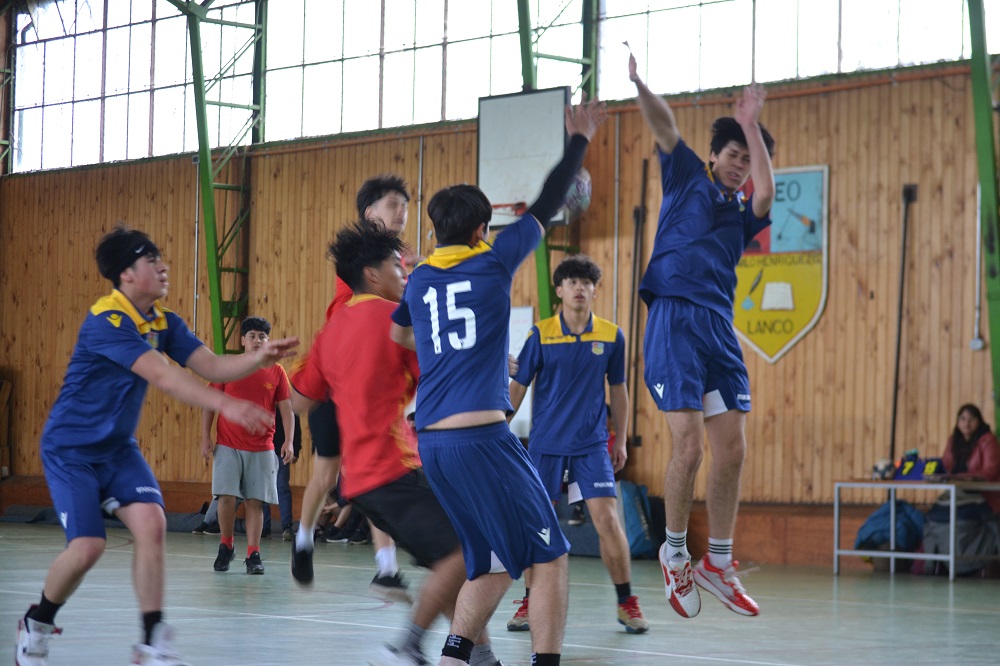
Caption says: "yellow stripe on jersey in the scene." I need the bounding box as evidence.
[535,314,619,345]
[421,241,492,269]
[89,289,168,336]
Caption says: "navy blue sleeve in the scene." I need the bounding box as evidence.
[512,326,542,385]
[162,312,206,367]
[526,134,590,226]
[607,328,627,386]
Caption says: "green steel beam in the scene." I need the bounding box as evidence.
[183,11,227,353]
[967,0,1000,425]
[170,0,262,353]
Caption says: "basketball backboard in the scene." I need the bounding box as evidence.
[478,87,570,227]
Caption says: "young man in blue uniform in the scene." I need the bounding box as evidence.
[628,53,775,619]
[15,226,297,666]
[506,255,647,634]
[390,99,607,666]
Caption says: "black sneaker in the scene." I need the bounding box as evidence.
[245,551,265,575]
[291,539,314,586]
[369,572,413,604]
[320,526,349,543]
[191,522,210,535]
[213,543,235,572]
[568,503,586,526]
[281,528,293,542]
[205,522,221,535]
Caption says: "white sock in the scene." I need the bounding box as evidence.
[296,524,314,551]
[375,545,398,576]
[665,529,689,561]
[707,537,733,569]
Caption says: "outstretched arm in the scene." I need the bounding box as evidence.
[185,337,299,383]
[629,52,680,153]
[131,349,273,435]
[735,84,775,219]
[526,97,608,229]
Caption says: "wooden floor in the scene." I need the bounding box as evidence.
[1,523,997,665]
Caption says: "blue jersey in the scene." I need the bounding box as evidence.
[41,289,204,459]
[392,215,541,430]
[514,312,625,455]
[639,140,771,319]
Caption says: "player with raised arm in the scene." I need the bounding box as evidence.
[628,51,775,619]
[390,99,607,666]
[15,225,296,666]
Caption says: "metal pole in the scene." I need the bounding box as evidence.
[889,184,918,464]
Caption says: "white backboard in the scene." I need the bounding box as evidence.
[478,87,569,227]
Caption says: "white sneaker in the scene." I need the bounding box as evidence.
[130,623,192,666]
[16,614,62,666]
[658,543,701,618]
[694,557,760,616]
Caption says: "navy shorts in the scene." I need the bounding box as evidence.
[418,422,569,580]
[41,444,163,541]
[531,450,616,503]
[643,297,751,416]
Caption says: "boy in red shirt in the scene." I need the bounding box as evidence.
[291,220,500,665]
[201,317,294,575]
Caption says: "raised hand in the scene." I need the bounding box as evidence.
[564,95,608,141]
[221,398,273,436]
[253,336,299,368]
[735,83,766,127]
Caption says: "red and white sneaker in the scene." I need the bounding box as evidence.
[505,596,530,631]
[693,557,760,616]
[15,612,62,666]
[658,543,701,618]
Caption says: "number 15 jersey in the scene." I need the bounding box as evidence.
[392,215,541,431]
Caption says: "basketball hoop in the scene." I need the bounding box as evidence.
[490,201,528,227]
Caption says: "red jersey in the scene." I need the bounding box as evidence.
[292,294,421,499]
[326,275,353,320]
[211,364,291,452]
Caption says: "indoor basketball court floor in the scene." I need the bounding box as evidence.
[1,523,997,665]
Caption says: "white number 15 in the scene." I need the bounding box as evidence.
[422,281,477,354]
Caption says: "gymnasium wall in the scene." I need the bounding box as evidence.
[0,65,989,507]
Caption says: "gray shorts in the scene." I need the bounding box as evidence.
[211,445,279,503]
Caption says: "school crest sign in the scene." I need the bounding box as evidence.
[734,166,829,363]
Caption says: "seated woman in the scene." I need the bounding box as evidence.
[942,404,1000,513]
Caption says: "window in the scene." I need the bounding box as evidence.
[8,0,1000,172]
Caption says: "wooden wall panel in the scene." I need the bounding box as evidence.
[1,69,990,511]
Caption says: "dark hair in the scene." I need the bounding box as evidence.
[427,184,493,245]
[553,254,602,286]
[95,224,161,288]
[328,219,405,292]
[356,174,410,218]
[240,316,272,337]
[710,117,775,159]
[951,403,991,473]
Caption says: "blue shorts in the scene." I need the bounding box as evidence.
[644,297,751,415]
[418,422,569,580]
[41,444,163,541]
[531,450,616,503]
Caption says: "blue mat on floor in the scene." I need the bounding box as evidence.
[1,504,206,534]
